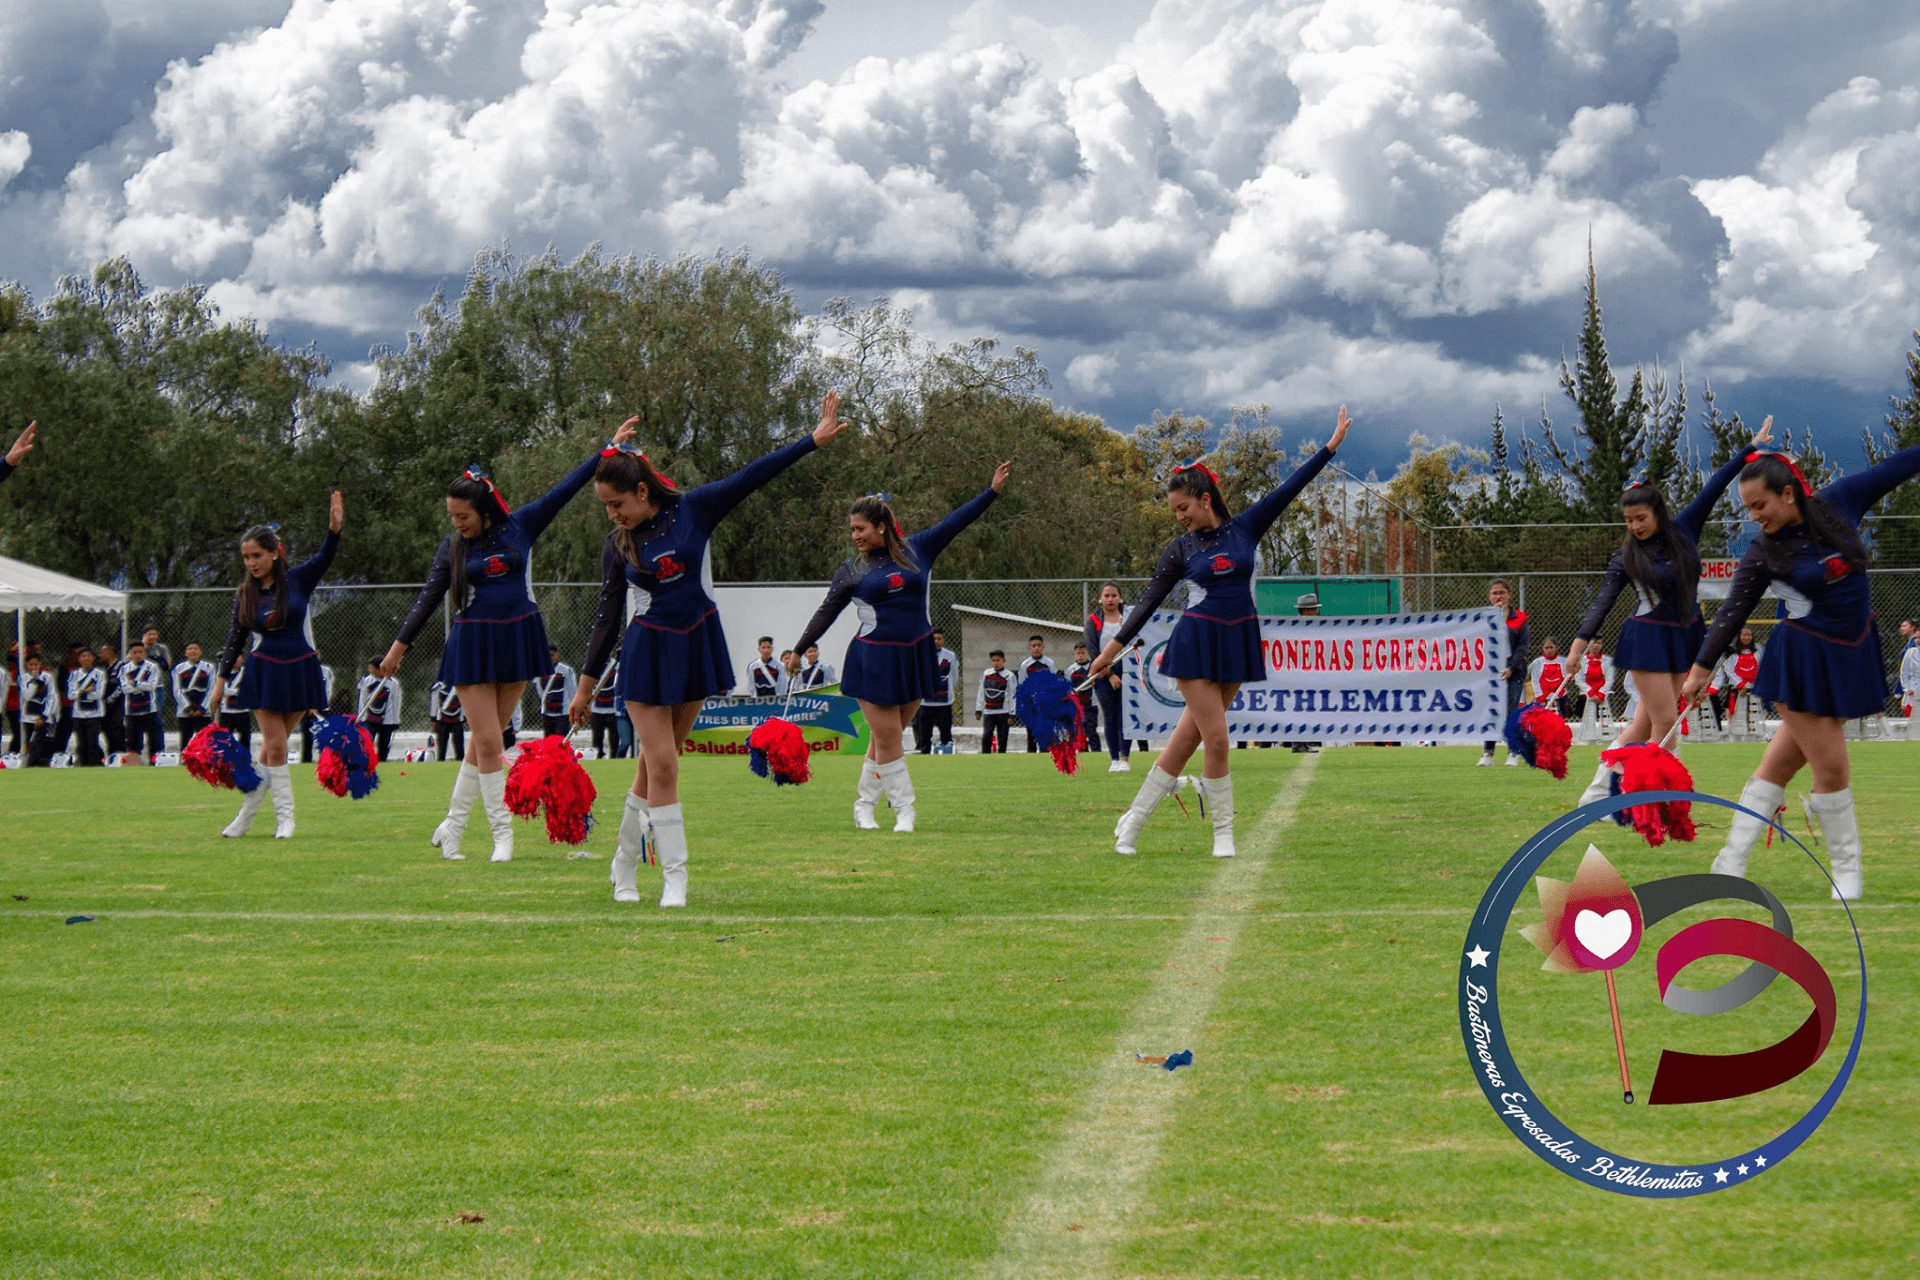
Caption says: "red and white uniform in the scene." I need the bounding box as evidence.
[1528,656,1568,702]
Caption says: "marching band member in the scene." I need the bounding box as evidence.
[1709,626,1764,732]
[382,425,634,863]
[569,393,847,906]
[218,656,252,752]
[1898,619,1919,718]
[744,637,785,698]
[171,642,217,752]
[96,642,126,753]
[538,645,576,739]
[1090,408,1352,857]
[1084,583,1134,771]
[1527,638,1570,717]
[1564,420,1770,797]
[1480,580,1527,766]
[119,640,165,761]
[1682,442,1920,900]
[1,420,36,484]
[428,678,465,763]
[298,657,337,764]
[975,650,1015,753]
[67,647,108,766]
[207,495,345,837]
[787,463,1010,832]
[18,653,56,765]
[588,659,624,758]
[912,629,958,754]
[356,660,402,761]
[793,644,834,690]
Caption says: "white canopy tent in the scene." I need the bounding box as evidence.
[0,556,128,690]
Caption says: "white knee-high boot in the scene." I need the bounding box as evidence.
[266,764,295,839]
[431,763,482,861]
[610,793,650,904]
[1115,766,1180,855]
[1711,777,1786,878]
[1204,775,1235,858]
[478,769,513,862]
[854,757,883,829]
[878,757,915,832]
[1806,788,1863,901]
[1578,738,1625,806]
[221,776,269,838]
[652,802,687,907]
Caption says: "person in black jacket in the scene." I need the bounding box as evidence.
[1479,579,1528,767]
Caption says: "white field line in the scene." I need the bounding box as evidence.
[984,754,1321,1280]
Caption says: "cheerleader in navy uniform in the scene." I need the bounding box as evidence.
[1084,583,1134,771]
[382,423,635,862]
[1563,417,1775,796]
[569,393,848,906]
[787,461,1012,832]
[1681,441,1920,899]
[206,493,344,837]
[1089,408,1351,857]
[0,420,36,483]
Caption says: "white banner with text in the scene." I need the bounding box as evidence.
[1122,609,1510,743]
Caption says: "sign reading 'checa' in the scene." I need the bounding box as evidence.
[1121,608,1509,744]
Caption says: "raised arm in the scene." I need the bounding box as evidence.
[392,538,456,650]
[791,560,863,661]
[1822,444,1920,528]
[508,451,603,545]
[909,486,999,566]
[290,528,341,594]
[579,536,630,681]
[687,435,819,532]
[1242,445,1336,541]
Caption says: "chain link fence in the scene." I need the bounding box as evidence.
[12,569,1919,733]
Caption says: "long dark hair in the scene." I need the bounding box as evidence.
[236,526,289,629]
[1099,580,1127,615]
[850,495,918,571]
[446,473,512,607]
[594,450,681,568]
[1740,455,1869,576]
[1166,464,1232,520]
[1620,486,1701,621]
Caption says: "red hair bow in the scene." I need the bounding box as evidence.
[600,441,676,489]
[1173,459,1219,484]
[462,467,512,515]
[1745,449,1812,499]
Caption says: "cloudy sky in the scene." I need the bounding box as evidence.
[4,0,1920,477]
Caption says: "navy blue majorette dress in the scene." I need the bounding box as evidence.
[1696,445,1920,717]
[393,451,601,686]
[1110,446,1335,682]
[792,487,999,705]
[218,530,339,713]
[581,436,821,706]
[1575,453,1746,672]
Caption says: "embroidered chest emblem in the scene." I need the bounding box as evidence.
[483,555,510,578]
[1210,554,1233,573]
[1823,555,1851,582]
[654,553,687,582]
[887,572,905,591]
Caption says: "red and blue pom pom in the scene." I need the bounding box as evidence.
[505,736,597,844]
[314,714,380,799]
[747,717,811,785]
[1502,701,1571,779]
[1015,669,1086,775]
[1599,741,1695,846]
[183,724,264,794]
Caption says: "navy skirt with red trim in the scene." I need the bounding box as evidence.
[237,650,330,713]
[619,610,734,706]
[842,631,937,705]
[1159,613,1266,684]
[438,611,553,686]
[1753,619,1888,718]
[1612,614,1705,673]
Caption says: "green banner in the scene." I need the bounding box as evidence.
[682,686,871,761]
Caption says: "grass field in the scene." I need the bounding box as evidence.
[0,742,1914,1277]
